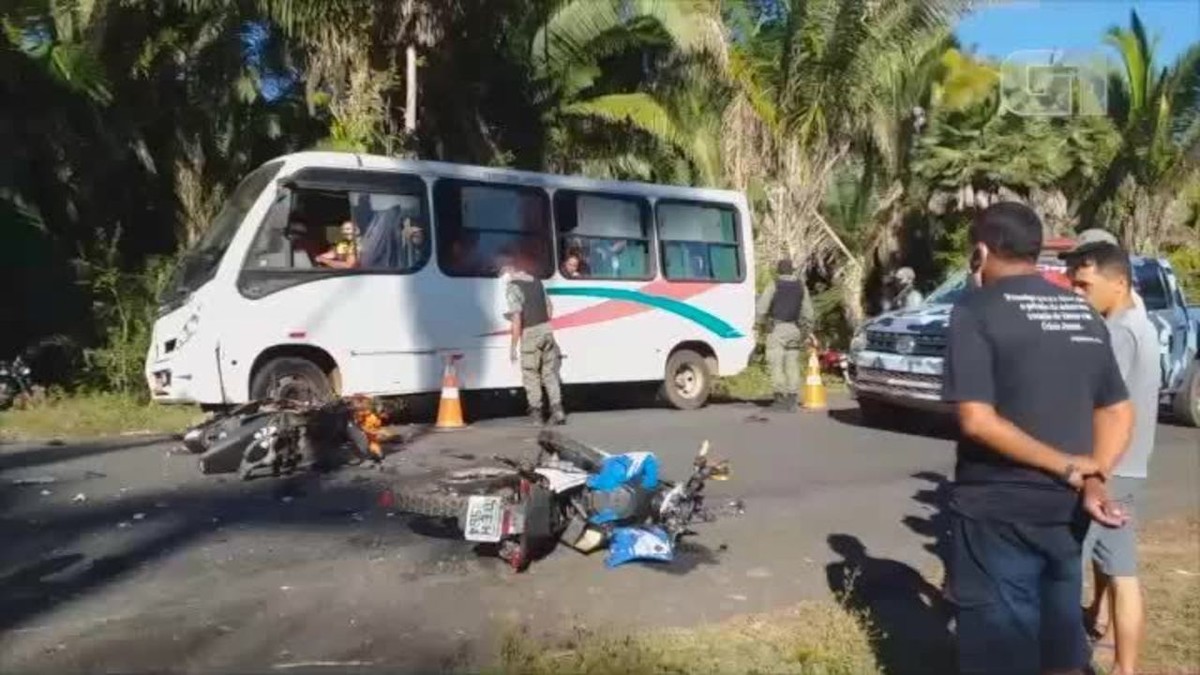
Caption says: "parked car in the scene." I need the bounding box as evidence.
[848,240,1200,428]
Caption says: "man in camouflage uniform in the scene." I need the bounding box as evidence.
[502,256,566,426]
[883,267,924,312]
[755,259,816,412]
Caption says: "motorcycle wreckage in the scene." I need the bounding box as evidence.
[179,396,387,480]
[391,430,731,572]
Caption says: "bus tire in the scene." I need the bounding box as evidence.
[1172,359,1200,428]
[662,349,711,410]
[250,356,334,404]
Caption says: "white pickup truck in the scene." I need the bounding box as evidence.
[848,244,1200,428]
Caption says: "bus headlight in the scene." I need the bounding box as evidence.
[177,312,201,348]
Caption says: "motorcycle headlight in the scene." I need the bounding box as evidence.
[849,330,868,353]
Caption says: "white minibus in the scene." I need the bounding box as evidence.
[145,152,756,410]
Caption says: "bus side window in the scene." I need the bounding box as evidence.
[656,201,742,283]
[554,191,652,280]
[243,182,430,274]
[435,180,553,278]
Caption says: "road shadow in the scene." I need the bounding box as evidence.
[0,467,444,638]
[825,533,953,675]
[827,405,959,441]
[901,471,953,575]
[0,435,173,472]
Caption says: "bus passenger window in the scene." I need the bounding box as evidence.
[656,201,741,282]
[554,191,652,280]
[435,180,553,278]
[243,181,430,274]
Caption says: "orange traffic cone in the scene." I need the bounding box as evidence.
[435,354,467,430]
[802,349,827,411]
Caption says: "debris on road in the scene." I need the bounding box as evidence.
[743,413,770,423]
[11,476,57,485]
[39,489,52,496]
[133,513,146,521]
[72,493,87,503]
[118,521,131,529]
[85,470,107,479]
[184,396,393,481]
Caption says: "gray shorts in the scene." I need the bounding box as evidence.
[1081,476,1143,577]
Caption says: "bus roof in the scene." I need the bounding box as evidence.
[272,151,748,204]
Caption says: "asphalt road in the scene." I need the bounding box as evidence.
[1,395,1197,673]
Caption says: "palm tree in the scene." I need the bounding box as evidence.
[719,0,972,327]
[1080,9,1200,247]
[528,0,728,182]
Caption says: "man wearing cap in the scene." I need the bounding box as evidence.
[755,259,816,411]
[1061,229,1143,309]
[1064,241,1160,675]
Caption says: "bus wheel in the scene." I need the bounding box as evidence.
[662,349,711,410]
[250,357,334,404]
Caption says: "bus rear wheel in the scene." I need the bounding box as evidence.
[250,356,334,404]
[661,349,712,410]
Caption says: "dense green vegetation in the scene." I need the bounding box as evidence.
[3,0,1198,396]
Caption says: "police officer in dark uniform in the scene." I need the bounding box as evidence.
[755,259,815,411]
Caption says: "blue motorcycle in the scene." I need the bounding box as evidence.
[391,430,731,572]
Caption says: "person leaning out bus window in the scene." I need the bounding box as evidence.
[316,220,360,269]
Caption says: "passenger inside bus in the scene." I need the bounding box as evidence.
[315,220,361,269]
[562,248,590,278]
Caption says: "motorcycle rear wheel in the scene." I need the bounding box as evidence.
[392,468,520,520]
[392,490,469,520]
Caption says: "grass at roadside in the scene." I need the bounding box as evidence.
[490,518,1199,675]
[1134,517,1200,673]
[715,358,847,403]
[0,393,203,441]
[492,601,880,675]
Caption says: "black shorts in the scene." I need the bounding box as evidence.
[949,514,1089,675]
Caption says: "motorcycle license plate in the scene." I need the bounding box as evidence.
[463,495,504,543]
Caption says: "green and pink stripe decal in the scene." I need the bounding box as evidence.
[481,280,743,338]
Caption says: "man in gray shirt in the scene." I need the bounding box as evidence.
[1066,242,1160,675]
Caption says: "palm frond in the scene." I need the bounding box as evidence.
[561,92,685,148]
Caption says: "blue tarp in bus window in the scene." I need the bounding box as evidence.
[355,193,426,271]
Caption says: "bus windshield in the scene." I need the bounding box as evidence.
[161,161,283,308]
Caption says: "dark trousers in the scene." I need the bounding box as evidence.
[950,514,1089,675]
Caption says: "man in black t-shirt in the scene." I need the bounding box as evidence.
[942,203,1134,675]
